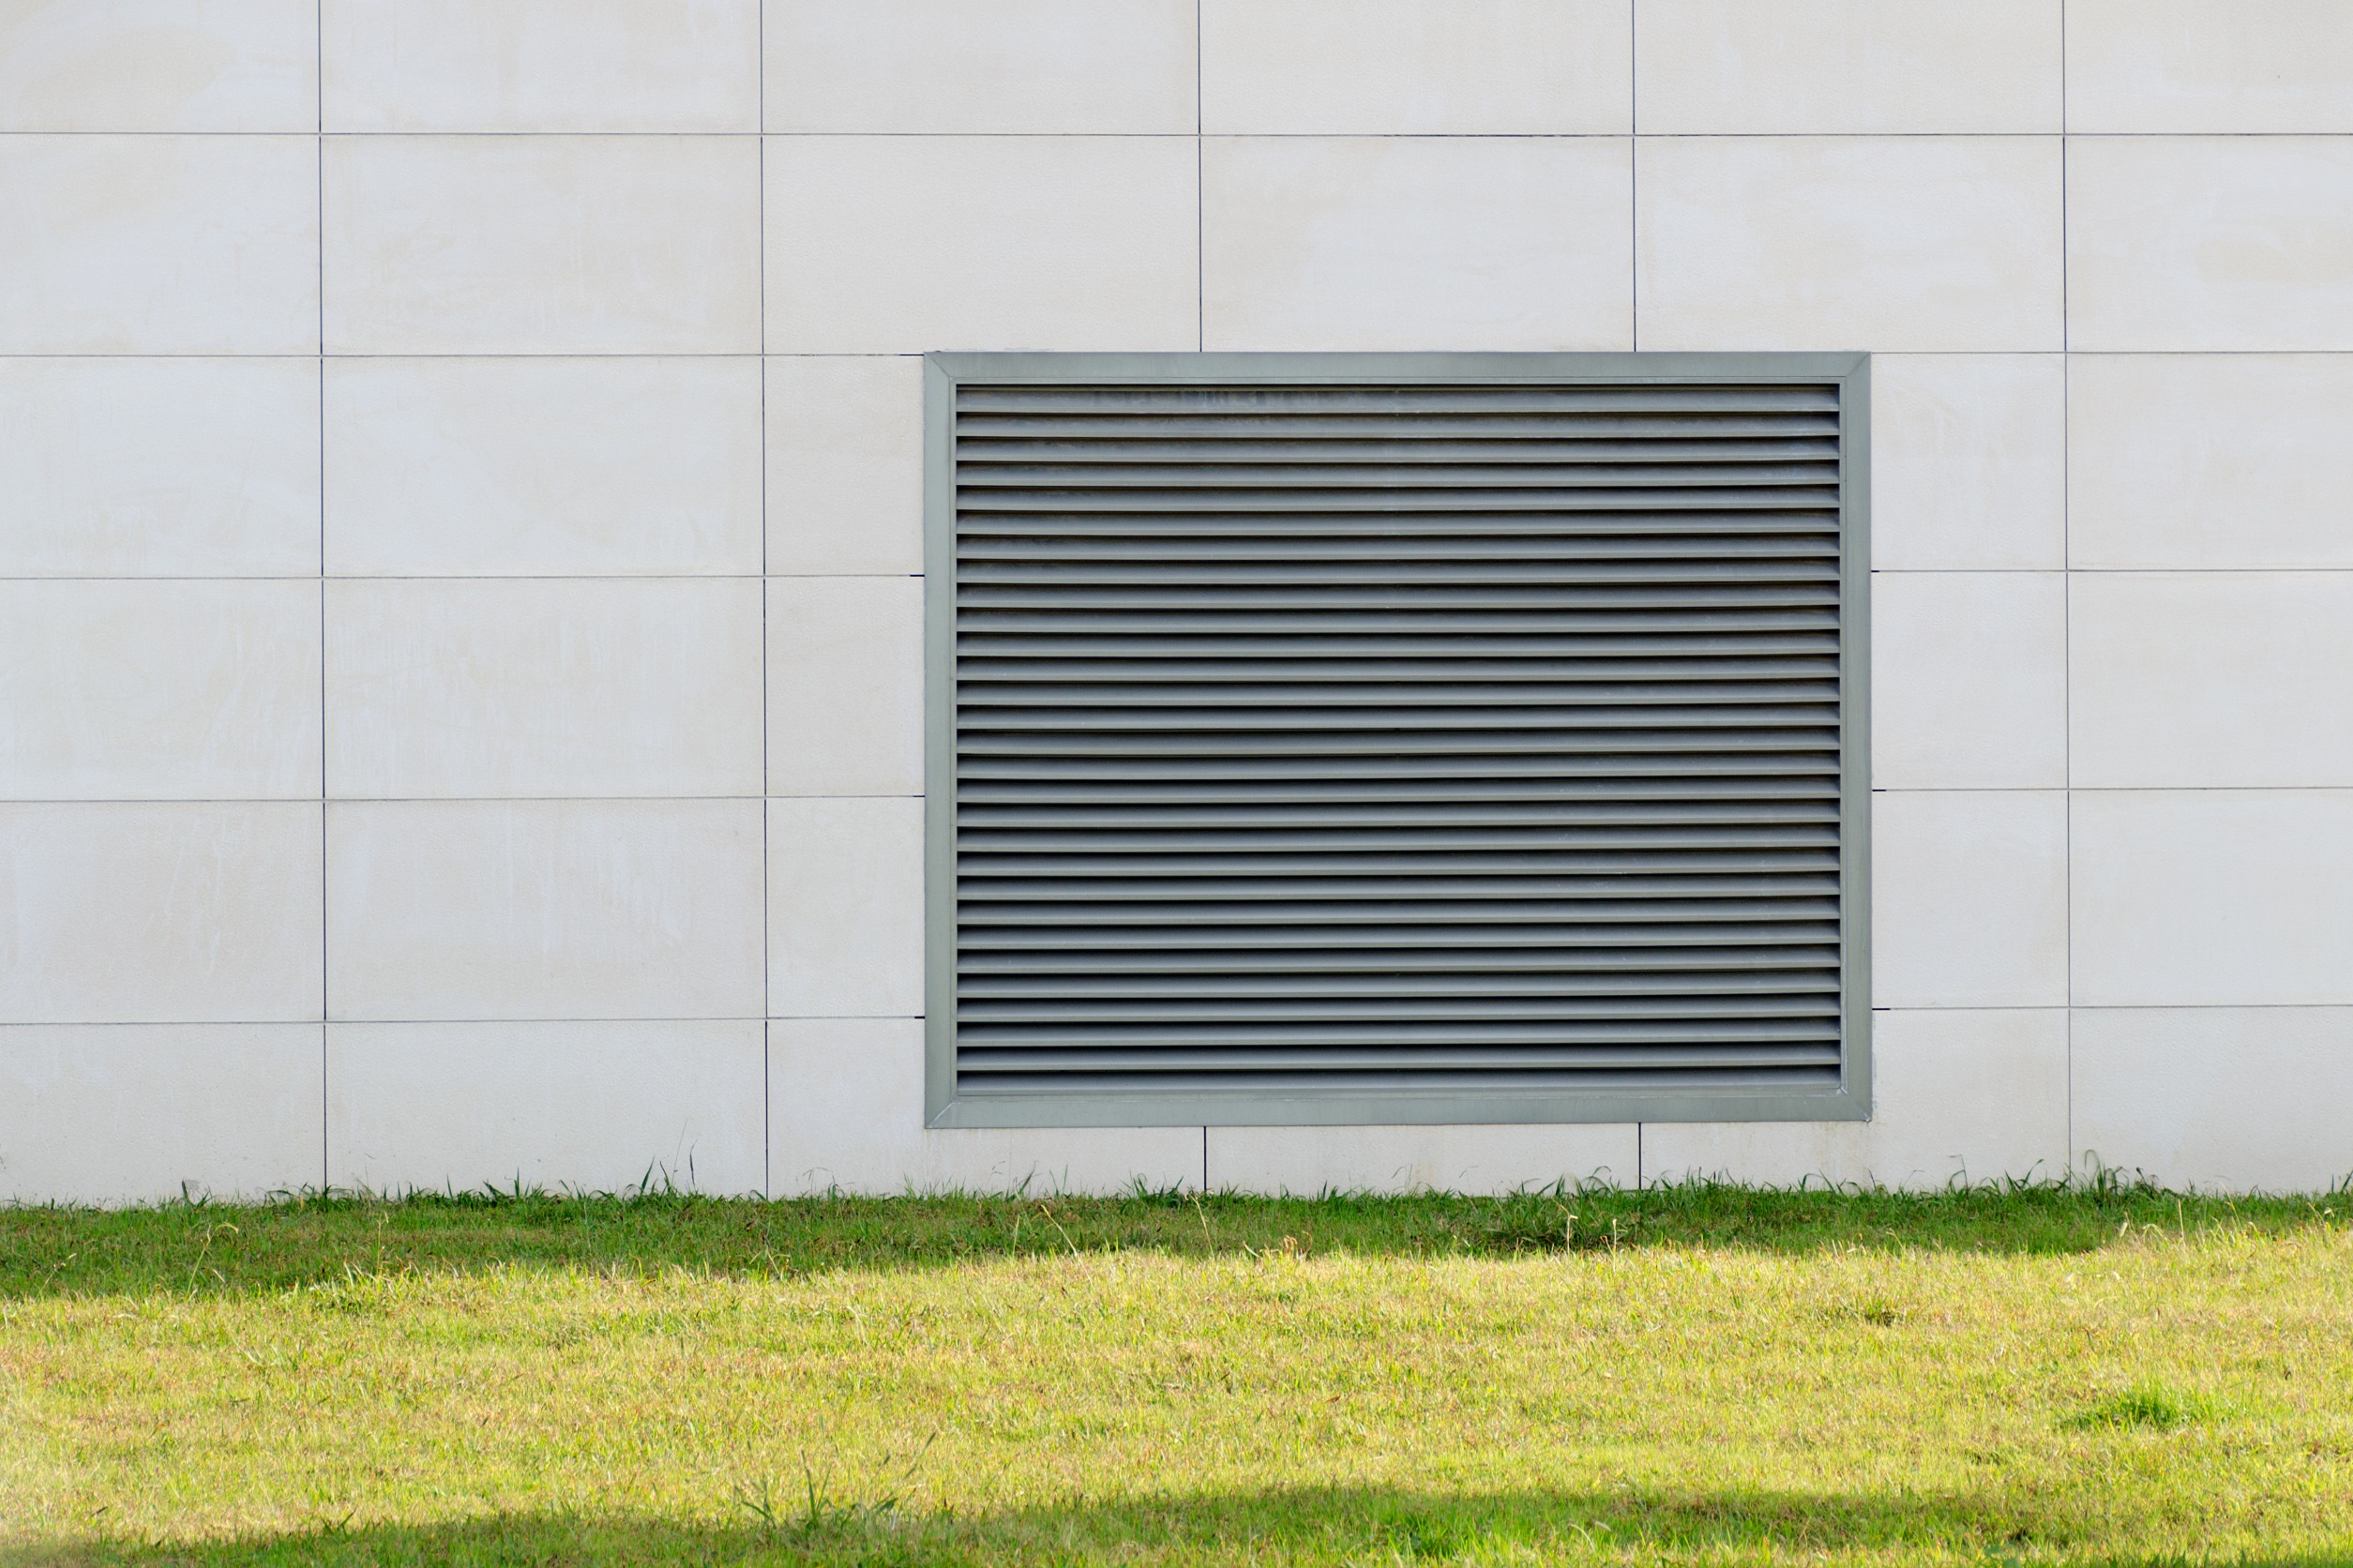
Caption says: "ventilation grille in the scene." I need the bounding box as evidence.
[945,378,1854,1107]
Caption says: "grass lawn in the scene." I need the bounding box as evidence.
[3,1182,2350,1566]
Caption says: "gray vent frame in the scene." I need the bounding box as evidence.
[924,352,1870,1129]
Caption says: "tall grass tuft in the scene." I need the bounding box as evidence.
[2067,1380,2222,1431]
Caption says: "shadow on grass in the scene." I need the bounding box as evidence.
[13,1485,2345,1567]
[4,1175,2346,1301]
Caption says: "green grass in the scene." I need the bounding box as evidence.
[3,1181,2350,1566]
[2064,1380,2225,1433]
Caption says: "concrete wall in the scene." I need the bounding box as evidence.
[5,0,2351,1201]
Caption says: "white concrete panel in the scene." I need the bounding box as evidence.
[1641,1008,2069,1189]
[1870,354,2065,571]
[324,357,762,578]
[1871,572,2066,790]
[1636,0,2060,134]
[1200,0,1630,134]
[324,135,760,354]
[768,797,923,1018]
[1207,1124,1637,1197]
[0,580,322,801]
[762,136,1198,354]
[767,1018,928,1194]
[2072,574,2353,789]
[327,1020,765,1197]
[1203,137,1633,354]
[766,577,924,797]
[2069,354,2353,570]
[0,135,316,354]
[2073,1007,2353,1194]
[0,1024,324,1204]
[2067,137,2353,352]
[324,0,758,132]
[2072,790,2353,1007]
[326,800,763,1020]
[2067,0,2353,133]
[0,803,322,1024]
[326,579,762,800]
[764,0,1194,134]
[766,356,926,577]
[0,358,317,578]
[1637,137,2063,352]
[1872,791,2067,1008]
[0,0,315,131]
[768,1019,1205,1196]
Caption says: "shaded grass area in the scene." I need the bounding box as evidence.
[4,1177,2345,1300]
[27,1490,2353,1568]
[5,1184,2351,1566]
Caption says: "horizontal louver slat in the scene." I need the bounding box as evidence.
[952,385,1839,413]
[955,511,1836,535]
[956,488,1840,513]
[954,920,1841,947]
[953,415,1841,438]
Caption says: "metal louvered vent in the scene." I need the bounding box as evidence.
[924,354,1870,1128]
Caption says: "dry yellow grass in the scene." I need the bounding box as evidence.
[3,1189,2349,1565]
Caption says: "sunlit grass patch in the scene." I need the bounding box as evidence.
[3,1181,2350,1566]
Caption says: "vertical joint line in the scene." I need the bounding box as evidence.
[758,2,773,1199]
[2059,0,2073,1174]
[1627,0,1638,353]
[315,0,329,1193]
